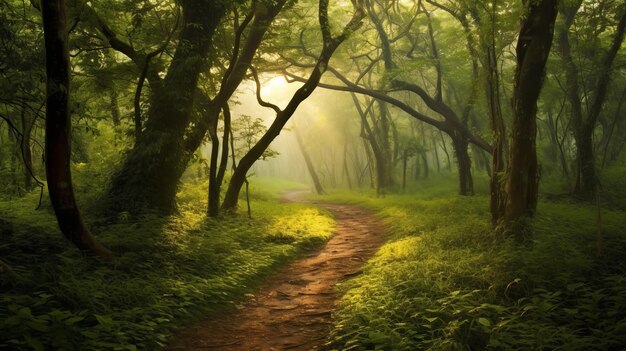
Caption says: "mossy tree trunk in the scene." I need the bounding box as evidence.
[105,0,228,214]
[452,133,474,196]
[502,0,557,239]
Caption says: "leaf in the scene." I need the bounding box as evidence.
[477,317,491,327]
[65,316,85,325]
[24,336,44,351]
[94,314,114,325]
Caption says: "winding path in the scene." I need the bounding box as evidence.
[167,191,387,350]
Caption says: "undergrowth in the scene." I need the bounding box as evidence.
[320,178,626,350]
[0,178,334,350]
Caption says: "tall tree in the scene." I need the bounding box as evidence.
[502,0,557,238]
[41,0,111,257]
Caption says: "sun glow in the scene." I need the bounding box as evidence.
[261,76,289,96]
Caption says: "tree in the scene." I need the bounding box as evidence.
[41,0,111,257]
[285,0,496,196]
[0,1,46,198]
[293,125,325,195]
[204,0,289,217]
[556,1,626,199]
[221,0,366,211]
[501,0,557,238]
[90,0,231,214]
[424,0,520,223]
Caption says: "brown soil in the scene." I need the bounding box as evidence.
[167,191,388,351]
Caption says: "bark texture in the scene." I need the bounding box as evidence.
[42,0,111,257]
[105,0,228,214]
[503,0,557,238]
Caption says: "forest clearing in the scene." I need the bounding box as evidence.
[2,0,626,350]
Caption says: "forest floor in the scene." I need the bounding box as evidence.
[167,191,389,350]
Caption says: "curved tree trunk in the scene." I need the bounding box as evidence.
[42,0,111,257]
[221,0,365,211]
[204,3,287,217]
[294,126,325,195]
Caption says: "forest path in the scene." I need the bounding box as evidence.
[167,190,388,351]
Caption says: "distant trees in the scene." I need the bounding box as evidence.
[556,1,626,200]
[0,1,45,197]
[286,0,494,197]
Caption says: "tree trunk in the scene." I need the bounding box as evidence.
[352,94,388,196]
[577,8,626,197]
[420,124,429,179]
[601,86,626,168]
[575,127,596,197]
[452,133,474,196]
[486,35,507,225]
[378,102,394,187]
[439,131,452,172]
[402,149,408,190]
[343,143,353,190]
[362,139,375,189]
[216,104,231,192]
[20,107,34,192]
[42,0,111,257]
[559,2,626,199]
[294,126,325,195]
[503,0,557,238]
[207,109,221,217]
[221,0,364,211]
[421,152,429,179]
[432,135,441,173]
[109,89,121,127]
[8,124,20,194]
[105,0,227,214]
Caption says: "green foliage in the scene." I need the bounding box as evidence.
[232,115,279,160]
[0,180,335,350]
[323,186,626,351]
[266,207,334,247]
[601,163,626,210]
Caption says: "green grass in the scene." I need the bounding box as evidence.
[318,182,626,350]
[0,178,334,350]
[3,168,626,350]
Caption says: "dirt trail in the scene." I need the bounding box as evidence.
[167,191,387,351]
